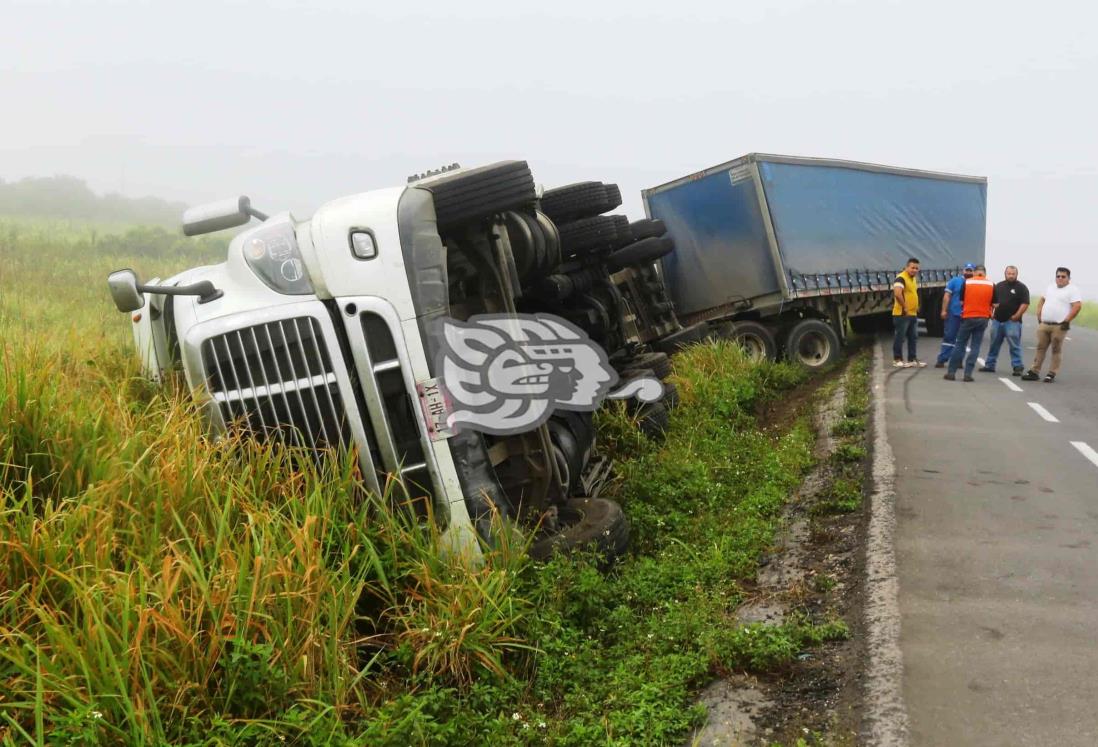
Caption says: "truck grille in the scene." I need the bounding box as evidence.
[359,312,434,507]
[201,317,351,452]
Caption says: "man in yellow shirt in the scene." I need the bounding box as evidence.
[892,257,925,368]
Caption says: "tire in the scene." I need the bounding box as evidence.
[653,322,710,355]
[731,321,777,362]
[421,161,537,230]
[785,319,841,369]
[605,236,674,272]
[660,382,679,409]
[637,402,671,439]
[621,368,657,415]
[502,211,537,280]
[540,182,622,223]
[558,215,630,256]
[627,218,667,241]
[623,351,672,380]
[708,320,738,340]
[534,210,562,269]
[528,498,629,562]
[547,418,583,495]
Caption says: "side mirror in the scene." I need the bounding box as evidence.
[182,195,267,236]
[108,269,145,312]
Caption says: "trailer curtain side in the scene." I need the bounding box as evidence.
[644,154,987,318]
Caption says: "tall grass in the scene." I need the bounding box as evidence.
[2,219,835,745]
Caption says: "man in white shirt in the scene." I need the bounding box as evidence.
[1021,267,1083,383]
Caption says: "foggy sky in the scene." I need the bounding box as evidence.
[4,0,1096,297]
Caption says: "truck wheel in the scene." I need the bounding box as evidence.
[558,214,630,256]
[637,401,671,439]
[731,321,777,362]
[623,351,672,380]
[653,322,709,354]
[627,218,667,241]
[502,210,538,280]
[534,210,562,269]
[605,236,674,272]
[785,319,841,369]
[540,182,622,223]
[420,161,537,230]
[660,382,679,409]
[528,498,629,562]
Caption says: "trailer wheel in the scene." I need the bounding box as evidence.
[708,320,738,340]
[731,321,777,362]
[785,319,841,369]
[419,161,537,230]
[605,236,674,272]
[528,498,629,563]
[627,218,667,241]
[540,182,623,223]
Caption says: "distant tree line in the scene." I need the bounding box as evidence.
[0,175,186,227]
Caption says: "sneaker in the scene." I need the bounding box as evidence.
[963,375,975,382]
[943,373,956,381]
[978,366,995,373]
[1021,370,1040,381]
[893,359,906,368]
[1012,367,1024,377]
[934,361,945,369]
[1044,373,1056,383]
[910,360,928,368]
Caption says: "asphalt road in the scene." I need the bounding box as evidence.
[882,322,1098,746]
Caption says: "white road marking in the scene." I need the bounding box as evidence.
[999,377,1023,392]
[1027,402,1060,423]
[1071,441,1098,469]
[865,342,909,744]
[1066,336,1073,341]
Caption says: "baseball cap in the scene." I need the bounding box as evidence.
[963,262,976,270]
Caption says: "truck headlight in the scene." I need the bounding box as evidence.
[243,222,315,295]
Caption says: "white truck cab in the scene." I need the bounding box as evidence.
[109,161,685,561]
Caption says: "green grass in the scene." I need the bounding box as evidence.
[1,219,843,745]
[813,355,871,516]
[1072,303,1098,330]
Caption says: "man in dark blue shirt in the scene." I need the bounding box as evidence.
[935,263,975,368]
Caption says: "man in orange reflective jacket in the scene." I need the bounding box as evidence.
[944,265,995,382]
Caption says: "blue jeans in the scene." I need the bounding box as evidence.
[892,316,918,361]
[936,314,962,365]
[984,319,1023,371]
[948,317,989,377]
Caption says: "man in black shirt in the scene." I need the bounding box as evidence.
[979,265,1030,375]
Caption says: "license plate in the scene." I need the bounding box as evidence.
[416,378,455,441]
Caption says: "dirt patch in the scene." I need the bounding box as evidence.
[688,354,872,746]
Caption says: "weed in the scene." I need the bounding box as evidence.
[832,443,867,464]
[831,417,865,437]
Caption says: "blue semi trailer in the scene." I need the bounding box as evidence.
[642,154,988,367]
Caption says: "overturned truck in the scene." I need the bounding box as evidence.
[108,162,686,560]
